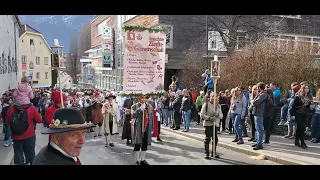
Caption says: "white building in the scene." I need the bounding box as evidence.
[55,71,73,89]
[0,15,21,94]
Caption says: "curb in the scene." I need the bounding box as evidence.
[162,127,312,165]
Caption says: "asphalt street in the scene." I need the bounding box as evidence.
[35,125,280,165]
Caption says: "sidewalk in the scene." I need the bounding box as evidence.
[0,124,49,165]
[0,124,14,165]
[161,122,320,165]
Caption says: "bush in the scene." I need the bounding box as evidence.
[219,41,320,92]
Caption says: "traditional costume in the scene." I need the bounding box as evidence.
[33,108,95,165]
[92,99,103,137]
[122,97,133,145]
[131,95,154,165]
[101,94,120,147]
[150,98,162,141]
[45,91,67,141]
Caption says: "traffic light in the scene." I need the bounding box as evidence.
[51,53,59,68]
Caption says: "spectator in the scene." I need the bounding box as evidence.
[290,84,314,149]
[251,82,268,150]
[5,94,42,164]
[228,86,247,145]
[270,83,281,106]
[311,88,320,143]
[12,76,34,105]
[1,97,13,147]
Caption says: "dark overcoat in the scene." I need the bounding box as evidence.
[33,143,79,165]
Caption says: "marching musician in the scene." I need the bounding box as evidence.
[101,94,120,147]
[131,95,154,165]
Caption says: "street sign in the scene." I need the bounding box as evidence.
[102,27,112,40]
[102,42,113,53]
[103,54,112,64]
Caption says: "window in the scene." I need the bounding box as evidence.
[275,15,301,19]
[45,72,48,79]
[44,57,49,65]
[36,57,40,65]
[21,55,27,63]
[155,25,173,49]
[36,72,40,79]
[208,31,227,51]
[30,39,34,45]
[96,18,111,36]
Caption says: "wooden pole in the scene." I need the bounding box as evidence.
[212,79,217,157]
[58,47,64,108]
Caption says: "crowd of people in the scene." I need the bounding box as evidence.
[0,74,320,165]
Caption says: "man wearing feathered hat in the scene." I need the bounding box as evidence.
[33,108,95,165]
[101,93,120,147]
[131,95,154,165]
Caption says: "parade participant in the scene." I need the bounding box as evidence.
[85,97,94,133]
[45,91,67,126]
[71,99,81,108]
[200,93,223,159]
[150,96,162,141]
[102,94,119,147]
[122,96,133,145]
[45,91,67,141]
[33,108,95,165]
[116,92,124,126]
[131,95,154,165]
[92,98,103,137]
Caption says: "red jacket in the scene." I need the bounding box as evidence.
[45,105,59,141]
[5,105,42,140]
[45,105,57,126]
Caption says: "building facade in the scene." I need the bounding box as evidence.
[0,15,21,93]
[19,24,52,87]
[85,15,137,91]
[78,58,95,88]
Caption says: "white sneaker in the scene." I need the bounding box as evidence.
[3,143,9,147]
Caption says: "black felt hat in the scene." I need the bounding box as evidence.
[41,108,95,134]
[106,94,116,99]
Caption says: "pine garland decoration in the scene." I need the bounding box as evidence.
[122,25,169,33]
[119,92,165,98]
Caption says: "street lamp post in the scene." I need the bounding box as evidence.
[211,55,220,158]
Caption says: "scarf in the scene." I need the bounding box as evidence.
[300,94,312,106]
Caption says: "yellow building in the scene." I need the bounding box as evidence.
[18,24,52,87]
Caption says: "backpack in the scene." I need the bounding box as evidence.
[10,105,32,136]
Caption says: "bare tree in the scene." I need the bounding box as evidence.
[79,22,91,57]
[179,48,206,92]
[68,33,80,84]
[172,15,284,54]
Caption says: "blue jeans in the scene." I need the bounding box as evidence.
[13,136,36,165]
[232,114,243,139]
[280,103,289,121]
[4,124,13,145]
[311,113,320,140]
[254,116,264,146]
[183,109,192,131]
[288,120,297,136]
[163,108,169,125]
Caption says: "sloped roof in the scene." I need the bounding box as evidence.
[19,24,52,53]
[19,24,41,37]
